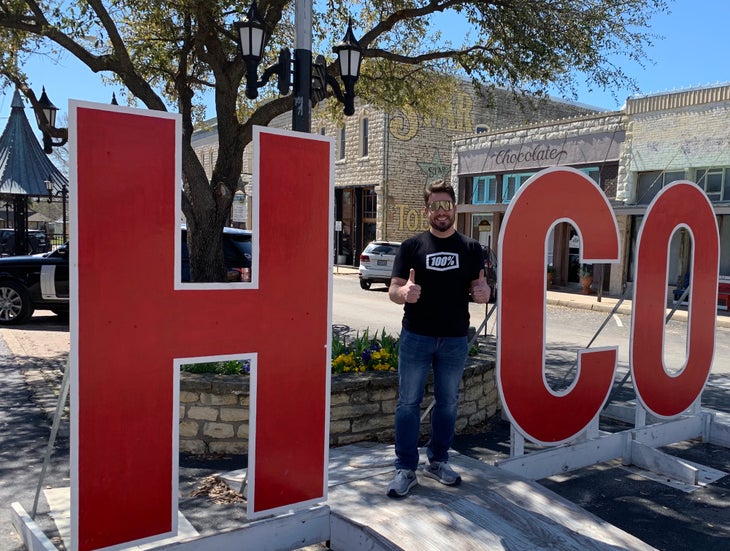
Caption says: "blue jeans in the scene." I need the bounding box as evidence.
[394,328,468,471]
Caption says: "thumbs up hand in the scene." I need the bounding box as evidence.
[470,269,491,304]
[402,268,421,303]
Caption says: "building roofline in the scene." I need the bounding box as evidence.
[626,83,730,114]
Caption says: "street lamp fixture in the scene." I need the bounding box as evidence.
[235,1,363,124]
[234,2,290,100]
[316,20,362,116]
[35,87,68,154]
[45,179,69,243]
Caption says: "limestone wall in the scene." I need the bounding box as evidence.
[179,353,498,456]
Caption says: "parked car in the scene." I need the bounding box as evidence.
[0,229,51,256]
[358,241,401,290]
[0,243,69,324]
[181,226,253,282]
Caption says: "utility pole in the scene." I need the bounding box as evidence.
[292,0,313,132]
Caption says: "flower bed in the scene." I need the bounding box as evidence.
[331,329,398,373]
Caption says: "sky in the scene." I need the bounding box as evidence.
[0,0,728,129]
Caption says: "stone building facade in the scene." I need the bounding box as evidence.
[453,113,626,292]
[452,83,730,296]
[618,85,730,289]
[191,82,596,264]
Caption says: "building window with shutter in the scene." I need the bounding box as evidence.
[360,117,369,158]
[338,126,346,161]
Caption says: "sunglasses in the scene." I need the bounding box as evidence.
[427,200,454,212]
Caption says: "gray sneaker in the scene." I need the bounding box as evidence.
[423,461,461,486]
[387,469,417,497]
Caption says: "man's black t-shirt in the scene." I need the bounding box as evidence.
[392,231,485,337]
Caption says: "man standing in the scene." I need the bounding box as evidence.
[387,179,491,498]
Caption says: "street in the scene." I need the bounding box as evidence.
[334,273,730,380]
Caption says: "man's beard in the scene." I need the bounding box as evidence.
[429,213,454,232]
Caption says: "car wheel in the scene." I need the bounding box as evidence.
[359,279,371,290]
[0,281,34,325]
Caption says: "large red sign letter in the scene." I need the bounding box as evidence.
[631,182,718,417]
[498,168,620,444]
[71,104,332,551]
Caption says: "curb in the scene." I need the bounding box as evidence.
[546,294,730,329]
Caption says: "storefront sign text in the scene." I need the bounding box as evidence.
[395,204,430,231]
[389,91,474,141]
[495,144,568,167]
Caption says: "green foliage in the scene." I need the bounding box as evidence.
[580,264,593,277]
[181,360,250,375]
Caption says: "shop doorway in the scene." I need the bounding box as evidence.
[335,186,376,266]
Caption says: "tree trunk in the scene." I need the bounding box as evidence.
[180,125,242,282]
[187,218,226,282]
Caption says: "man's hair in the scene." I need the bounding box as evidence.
[424,179,456,205]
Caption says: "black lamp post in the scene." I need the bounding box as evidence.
[235,1,363,132]
[45,179,69,243]
[36,87,68,154]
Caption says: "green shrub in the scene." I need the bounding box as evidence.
[181,359,250,375]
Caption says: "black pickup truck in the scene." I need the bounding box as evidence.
[0,243,69,325]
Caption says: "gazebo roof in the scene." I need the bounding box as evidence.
[0,90,68,196]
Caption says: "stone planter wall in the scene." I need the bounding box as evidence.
[179,352,498,456]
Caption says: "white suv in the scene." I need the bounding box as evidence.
[358,241,401,290]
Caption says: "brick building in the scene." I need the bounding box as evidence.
[191,82,596,264]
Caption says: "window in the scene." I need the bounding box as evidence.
[360,117,369,158]
[502,172,534,203]
[696,167,730,202]
[472,176,497,204]
[580,167,600,185]
[338,126,346,160]
[635,170,685,204]
[363,188,377,219]
[319,127,326,136]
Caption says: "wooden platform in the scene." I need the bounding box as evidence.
[325,442,657,550]
[15,442,658,550]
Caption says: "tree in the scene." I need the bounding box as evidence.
[0,0,669,281]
